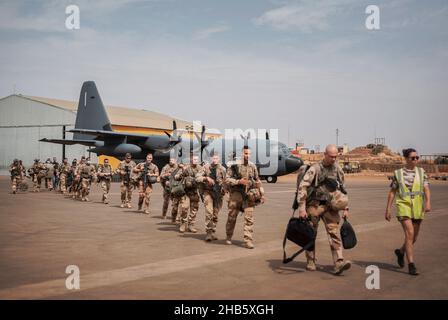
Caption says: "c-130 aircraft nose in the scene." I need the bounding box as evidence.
[285,156,303,173]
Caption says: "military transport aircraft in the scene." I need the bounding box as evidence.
[40,81,302,183]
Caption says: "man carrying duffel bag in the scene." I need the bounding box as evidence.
[294,145,352,275]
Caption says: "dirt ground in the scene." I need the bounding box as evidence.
[0,175,447,300]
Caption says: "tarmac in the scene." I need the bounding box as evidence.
[0,175,447,300]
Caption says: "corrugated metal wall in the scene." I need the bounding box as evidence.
[0,95,96,173]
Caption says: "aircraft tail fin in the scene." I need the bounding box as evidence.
[74,81,112,140]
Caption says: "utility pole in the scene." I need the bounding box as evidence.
[62,125,66,160]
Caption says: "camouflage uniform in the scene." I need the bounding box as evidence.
[59,163,71,194]
[97,164,113,204]
[160,163,178,218]
[225,160,264,248]
[134,161,159,214]
[196,163,226,240]
[52,160,60,190]
[73,161,85,199]
[30,161,47,192]
[44,162,54,190]
[70,163,80,198]
[9,161,21,194]
[18,161,26,184]
[178,163,203,232]
[297,161,347,266]
[77,163,96,201]
[118,160,137,208]
[170,166,184,224]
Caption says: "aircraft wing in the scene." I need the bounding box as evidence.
[39,138,98,146]
[69,129,150,142]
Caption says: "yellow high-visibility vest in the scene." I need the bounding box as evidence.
[394,167,425,220]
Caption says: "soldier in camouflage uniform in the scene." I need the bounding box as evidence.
[170,163,184,225]
[52,157,60,190]
[133,153,159,214]
[68,159,78,197]
[44,159,54,191]
[97,158,113,204]
[160,158,178,219]
[196,153,227,242]
[118,153,137,208]
[9,159,21,194]
[77,158,96,201]
[225,146,265,249]
[73,156,86,199]
[296,144,351,275]
[177,155,203,233]
[18,160,26,181]
[29,159,47,192]
[58,158,71,195]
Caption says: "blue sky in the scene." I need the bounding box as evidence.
[0,0,447,153]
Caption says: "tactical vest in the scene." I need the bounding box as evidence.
[183,165,201,191]
[230,162,258,193]
[394,168,425,220]
[60,164,71,175]
[141,162,158,184]
[161,164,177,186]
[81,165,93,179]
[120,161,135,183]
[308,162,343,203]
[10,165,20,176]
[203,164,224,190]
[99,165,112,180]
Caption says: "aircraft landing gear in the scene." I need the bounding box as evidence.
[265,176,277,184]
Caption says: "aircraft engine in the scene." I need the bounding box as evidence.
[113,143,142,154]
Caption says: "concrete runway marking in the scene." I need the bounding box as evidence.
[0,210,446,299]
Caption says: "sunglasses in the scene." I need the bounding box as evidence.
[409,156,419,161]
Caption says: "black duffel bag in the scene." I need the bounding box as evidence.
[282,214,316,264]
[340,217,357,249]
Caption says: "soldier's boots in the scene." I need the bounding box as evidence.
[120,203,126,208]
[211,233,218,241]
[225,237,232,245]
[245,241,255,249]
[85,197,89,202]
[306,259,317,271]
[334,259,351,275]
[104,199,109,204]
[205,233,213,242]
[126,203,132,209]
[144,209,150,215]
[138,199,143,211]
[187,225,198,233]
[179,223,187,233]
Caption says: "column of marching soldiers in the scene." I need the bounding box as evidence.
[8,145,430,276]
[8,146,265,249]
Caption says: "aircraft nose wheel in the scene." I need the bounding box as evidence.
[266,176,277,183]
